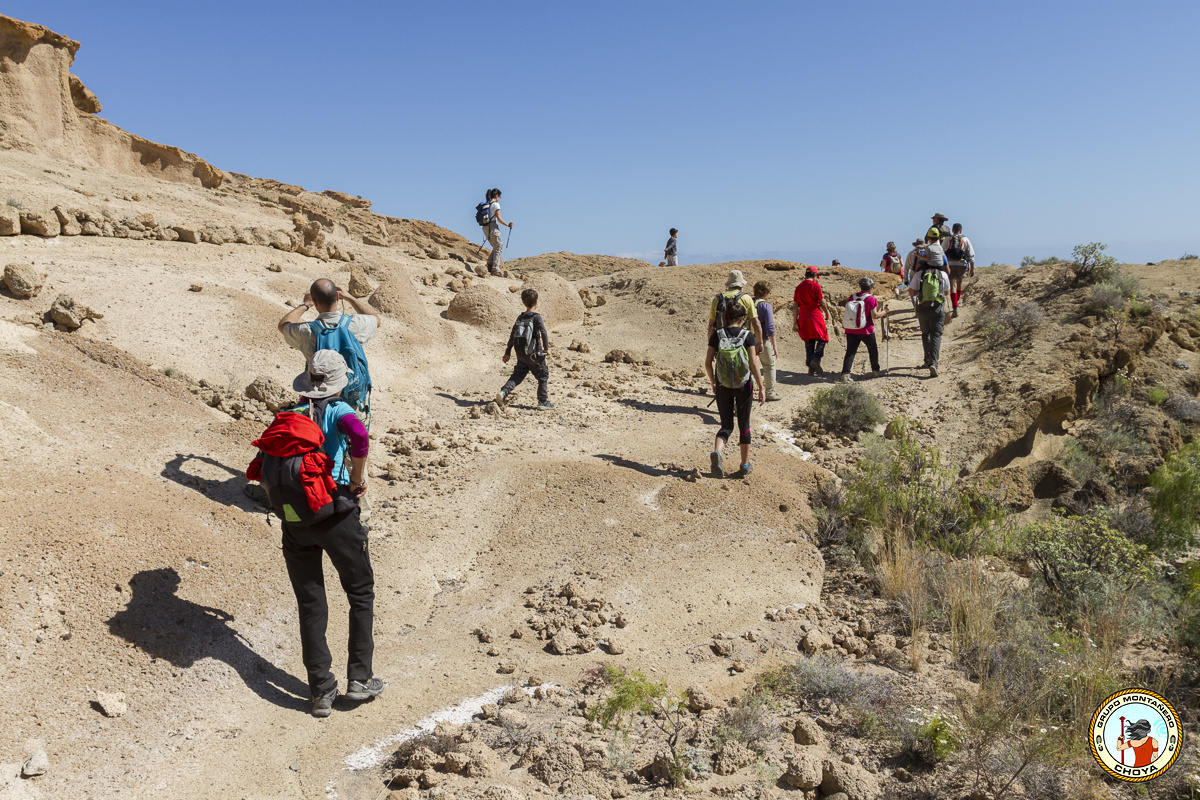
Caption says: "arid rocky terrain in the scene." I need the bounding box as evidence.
[3,13,1200,800]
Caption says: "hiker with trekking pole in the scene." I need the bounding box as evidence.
[705,300,765,479]
[474,188,513,276]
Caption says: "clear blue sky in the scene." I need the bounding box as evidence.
[10,1,1199,268]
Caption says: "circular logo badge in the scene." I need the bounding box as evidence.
[1091,688,1183,782]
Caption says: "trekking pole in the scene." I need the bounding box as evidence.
[505,224,512,251]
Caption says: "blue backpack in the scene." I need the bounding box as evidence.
[308,316,372,410]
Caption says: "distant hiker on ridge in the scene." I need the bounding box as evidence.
[707,270,764,356]
[481,188,513,276]
[927,212,951,243]
[495,288,554,411]
[246,351,382,718]
[664,228,679,266]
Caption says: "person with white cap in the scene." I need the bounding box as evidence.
[707,270,763,356]
[247,349,381,718]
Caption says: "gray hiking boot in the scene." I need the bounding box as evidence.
[312,686,337,718]
[929,365,939,377]
[346,677,385,701]
[494,390,508,408]
[839,373,853,383]
[739,463,753,478]
[710,450,724,478]
[537,402,556,410]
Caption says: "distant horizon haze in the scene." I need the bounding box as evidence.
[6,1,1198,269]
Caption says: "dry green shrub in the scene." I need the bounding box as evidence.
[1085,282,1126,315]
[800,383,885,436]
[1070,242,1120,286]
[875,536,936,672]
[1148,441,1200,552]
[589,666,691,786]
[976,301,1046,349]
[712,695,774,751]
[1165,392,1200,423]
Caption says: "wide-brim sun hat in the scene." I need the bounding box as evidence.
[726,269,746,288]
[932,212,948,221]
[294,349,352,399]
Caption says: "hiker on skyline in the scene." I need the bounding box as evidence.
[495,288,554,411]
[927,212,951,242]
[944,222,976,317]
[793,266,834,375]
[909,253,952,377]
[664,228,678,266]
[707,270,764,355]
[839,277,887,383]
[483,188,513,276]
[753,280,781,401]
[247,352,382,718]
[705,301,765,479]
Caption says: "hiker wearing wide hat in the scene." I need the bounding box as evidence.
[793,266,835,375]
[752,280,781,401]
[707,270,764,356]
[246,350,382,718]
[908,252,952,377]
[839,277,888,382]
[288,350,371,490]
[481,188,513,276]
[495,288,554,411]
[705,300,765,479]
[926,212,951,243]
[944,222,976,318]
[664,228,679,266]
[278,278,378,413]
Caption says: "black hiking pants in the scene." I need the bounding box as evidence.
[841,332,880,375]
[502,356,549,403]
[915,305,946,369]
[715,381,754,445]
[804,338,827,368]
[281,506,375,697]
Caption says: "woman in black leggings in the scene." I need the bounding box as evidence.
[705,302,765,478]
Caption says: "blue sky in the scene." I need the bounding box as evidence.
[10,1,1199,268]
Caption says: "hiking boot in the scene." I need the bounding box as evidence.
[766,392,782,401]
[312,686,337,718]
[537,402,556,410]
[813,361,824,374]
[929,365,939,377]
[346,677,385,701]
[867,370,883,378]
[710,450,724,478]
[738,463,753,478]
[839,373,853,383]
[807,367,815,376]
[494,390,508,408]
[951,308,959,318]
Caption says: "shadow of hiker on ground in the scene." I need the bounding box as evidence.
[616,397,717,422]
[163,453,265,511]
[434,392,478,408]
[594,454,686,478]
[107,567,308,711]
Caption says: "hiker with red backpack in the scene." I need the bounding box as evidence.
[944,222,976,317]
[838,277,888,383]
[246,350,383,718]
[705,301,765,479]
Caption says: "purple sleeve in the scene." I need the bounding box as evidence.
[337,413,370,458]
[758,302,775,337]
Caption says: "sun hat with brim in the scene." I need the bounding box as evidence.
[726,270,747,288]
[932,213,948,222]
[294,349,351,399]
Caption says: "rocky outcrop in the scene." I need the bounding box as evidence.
[3,263,44,298]
[0,14,225,188]
[446,284,521,332]
[49,294,103,329]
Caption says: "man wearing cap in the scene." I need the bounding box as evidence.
[926,213,951,243]
[270,350,382,716]
[277,278,380,364]
[708,270,764,355]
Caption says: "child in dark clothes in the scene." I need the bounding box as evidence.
[496,288,555,410]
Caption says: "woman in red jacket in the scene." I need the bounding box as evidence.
[793,266,835,375]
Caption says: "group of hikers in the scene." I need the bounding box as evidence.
[245,200,977,717]
[703,212,976,478]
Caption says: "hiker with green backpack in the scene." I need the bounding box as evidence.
[908,253,953,377]
[707,270,764,356]
[705,300,765,479]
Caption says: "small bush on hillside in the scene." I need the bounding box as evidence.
[1059,438,1105,485]
[848,436,1007,556]
[1020,255,1066,267]
[1070,242,1120,286]
[713,695,774,751]
[1165,392,1200,423]
[1129,300,1153,319]
[1146,386,1170,406]
[1148,442,1200,553]
[803,383,885,436]
[589,666,691,786]
[876,537,939,671]
[1181,253,1199,261]
[761,653,893,713]
[5,198,20,209]
[1023,510,1155,613]
[976,301,1045,349]
[810,479,850,548]
[1085,282,1126,315]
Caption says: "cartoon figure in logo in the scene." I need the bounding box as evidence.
[1117,718,1160,767]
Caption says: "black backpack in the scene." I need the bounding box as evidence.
[945,233,967,262]
[714,291,746,326]
[475,201,491,227]
[511,314,543,358]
